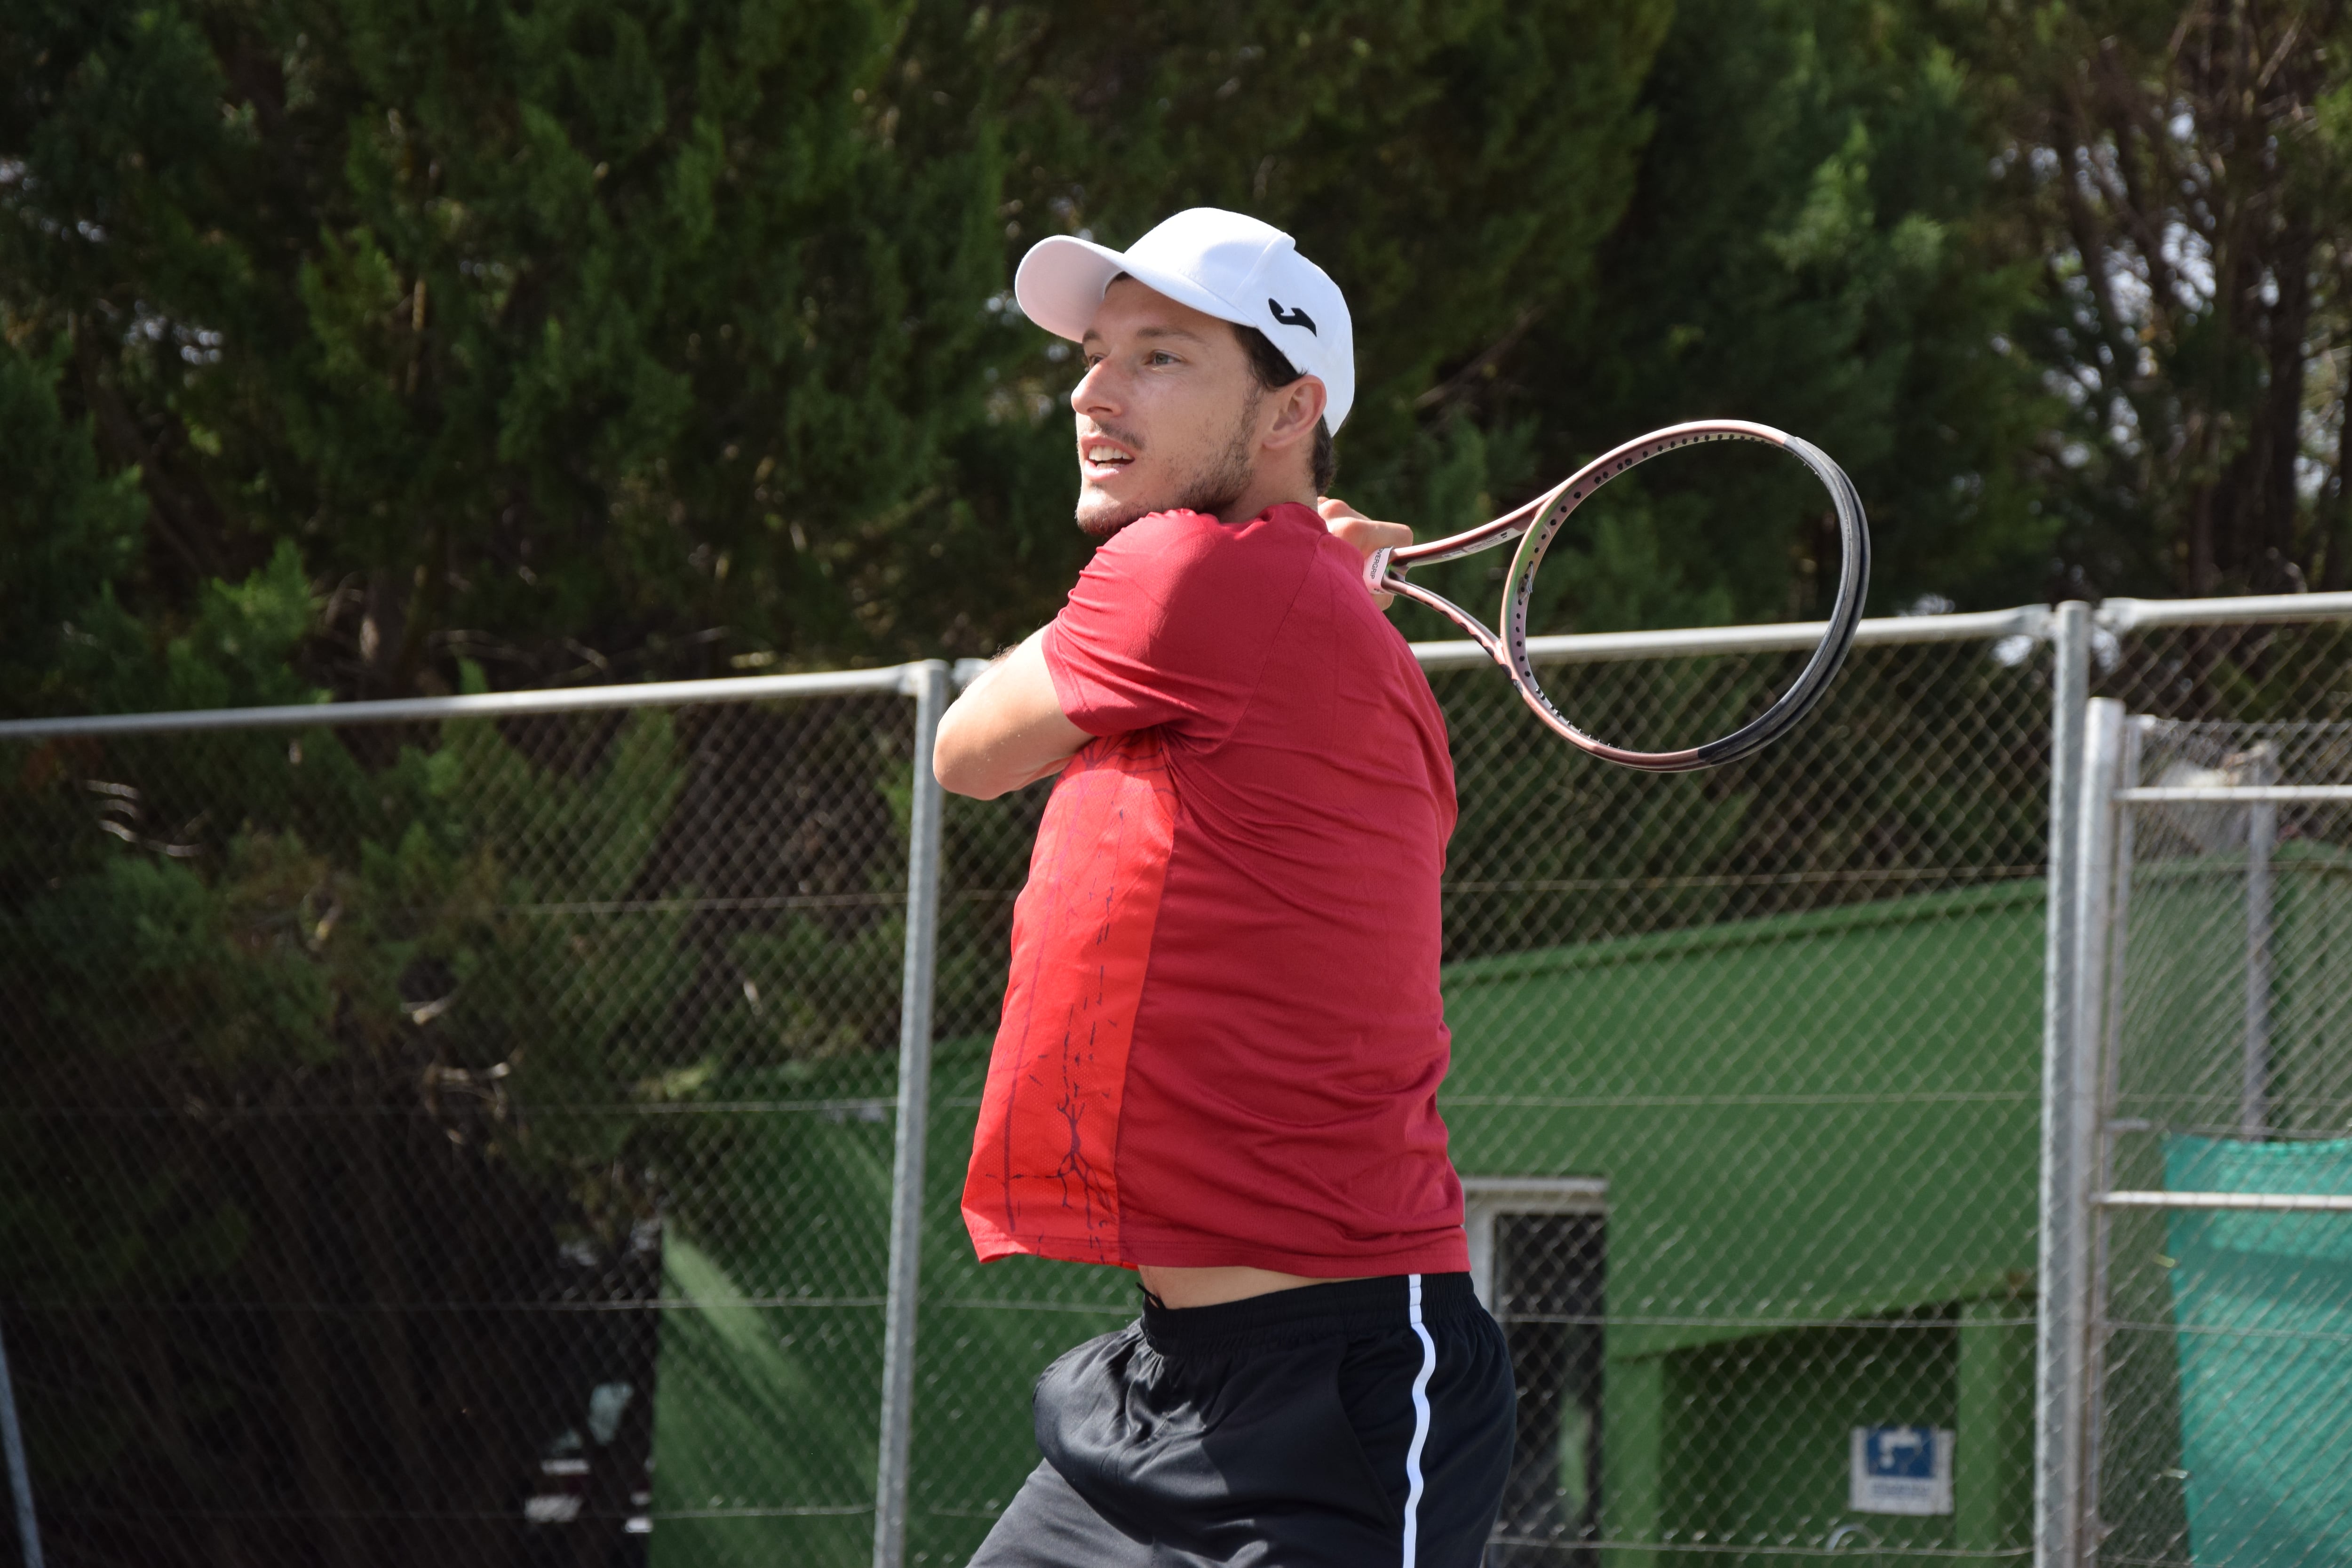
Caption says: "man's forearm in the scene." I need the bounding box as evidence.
[933,628,1092,799]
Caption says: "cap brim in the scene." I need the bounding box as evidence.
[1014,235,1258,342]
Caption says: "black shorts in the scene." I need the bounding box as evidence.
[970,1273,1515,1568]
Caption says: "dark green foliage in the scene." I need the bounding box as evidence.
[1,686,922,1557]
[0,336,148,703]
[1392,0,2061,645]
[9,1,2343,691]
[0,0,1681,708]
[0,0,1017,698]
[972,1,1675,486]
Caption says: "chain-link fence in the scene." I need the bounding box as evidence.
[2,597,2349,1568]
[0,670,934,1568]
[2061,613,2352,1568]
[915,610,2062,1568]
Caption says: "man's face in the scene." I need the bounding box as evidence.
[1069,279,1261,539]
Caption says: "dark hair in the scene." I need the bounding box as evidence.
[1233,324,1338,494]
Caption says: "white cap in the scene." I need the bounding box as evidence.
[1014,207,1355,432]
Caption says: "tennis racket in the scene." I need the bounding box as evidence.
[1362,419,1870,772]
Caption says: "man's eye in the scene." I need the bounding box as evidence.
[1148,351,1178,365]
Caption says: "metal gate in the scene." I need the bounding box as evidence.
[2050,698,2352,1568]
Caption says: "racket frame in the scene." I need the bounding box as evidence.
[1360,419,1871,772]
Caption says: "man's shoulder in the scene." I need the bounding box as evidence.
[1081,508,1215,577]
[1082,507,1316,601]
[1102,502,1320,551]
[1113,506,1221,542]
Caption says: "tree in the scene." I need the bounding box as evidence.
[1393,0,2062,641]
[1956,0,2352,598]
[1,0,1019,707]
[0,0,1677,714]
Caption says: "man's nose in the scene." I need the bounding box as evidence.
[1071,357,1119,416]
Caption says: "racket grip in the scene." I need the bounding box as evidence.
[1362,546,1394,590]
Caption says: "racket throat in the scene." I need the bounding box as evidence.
[1384,573,1511,667]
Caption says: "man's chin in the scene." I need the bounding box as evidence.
[1074,486,1155,541]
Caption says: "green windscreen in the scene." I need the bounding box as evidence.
[2164,1136,2352,1568]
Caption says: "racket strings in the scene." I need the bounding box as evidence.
[1383,420,1868,772]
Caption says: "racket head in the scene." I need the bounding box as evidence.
[1494,421,1871,772]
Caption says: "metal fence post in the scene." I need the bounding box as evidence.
[2036,603,2091,1568]
[2071,697,2124,1565]
[0,1313,44,1568]
[2079,707,2140,1568]
[2240,745,2277,1136]
[874,660,951,1568]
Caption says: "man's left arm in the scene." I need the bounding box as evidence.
[933,629,1092,800]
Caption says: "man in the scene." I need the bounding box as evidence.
[935,208,1513,1568]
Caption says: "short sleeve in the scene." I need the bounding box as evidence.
[1042,509,1308,743]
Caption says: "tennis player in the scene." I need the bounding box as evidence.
[936,208,1513,1568]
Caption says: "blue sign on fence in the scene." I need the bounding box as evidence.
[1849,1426,1953,1515]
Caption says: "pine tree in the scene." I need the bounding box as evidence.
[1,0,1010,703]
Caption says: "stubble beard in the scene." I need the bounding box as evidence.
[1075,387,1262,541]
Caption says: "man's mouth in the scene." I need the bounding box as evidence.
[1079,436,1136,479]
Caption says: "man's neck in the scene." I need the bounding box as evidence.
[1216,469,1318,525]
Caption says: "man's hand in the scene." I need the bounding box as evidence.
[1318,497,1413,611]
[933,629,1093,800]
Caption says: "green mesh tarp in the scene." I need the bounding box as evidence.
[2164,1136,2352,1566]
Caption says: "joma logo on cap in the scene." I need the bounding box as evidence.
[1268,299,1317,334]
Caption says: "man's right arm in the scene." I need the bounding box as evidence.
[932,628,1093,800]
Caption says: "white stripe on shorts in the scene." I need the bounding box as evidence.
[1401,1273,1438,1568]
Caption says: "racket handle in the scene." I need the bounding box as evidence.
[1362,546,1395,590]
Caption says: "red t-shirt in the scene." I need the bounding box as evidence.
[960,501,1467,1276]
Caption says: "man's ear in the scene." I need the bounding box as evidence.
[1262,375,1329,453]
